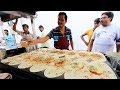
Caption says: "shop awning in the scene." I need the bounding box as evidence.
[0,11,36,22]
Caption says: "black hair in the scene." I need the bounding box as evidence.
[94,18,100,24]
[22,24,29,28]
[4,29,8,32]
[58,12,67,21]
[101,11,114,21]
[39,25,44,29]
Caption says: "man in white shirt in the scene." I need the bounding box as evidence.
[88,11,120,54]
[38,25,50,48]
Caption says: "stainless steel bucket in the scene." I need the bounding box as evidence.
[0,49,7,60]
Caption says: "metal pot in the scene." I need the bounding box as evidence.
[0,49,7,60]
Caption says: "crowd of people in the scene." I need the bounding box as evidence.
[0,11,120,79]
[0,11,120,54]
[28,11,120,54]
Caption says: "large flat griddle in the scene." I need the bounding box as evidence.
[0,59,119,79]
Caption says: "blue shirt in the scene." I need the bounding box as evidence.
[5,34,17,49]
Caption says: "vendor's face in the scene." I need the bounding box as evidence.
[58,15,67,27]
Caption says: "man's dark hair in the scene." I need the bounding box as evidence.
[4,29,8,32]
[22,24,29,28]
[39,25,44,29]
[101,11,114,21]
[58,12,67,21]
[94,18,100,24]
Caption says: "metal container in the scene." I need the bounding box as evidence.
[0,49,7,60]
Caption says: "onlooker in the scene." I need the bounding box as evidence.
[3,29,17,49]
[88,11,120,54]
[38,25,50,48]
[81,18,100,49]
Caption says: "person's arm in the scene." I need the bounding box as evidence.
[87,39,94,51]
[80,30,89,46]
[29,36,50,45]
[13,18,18,32]
[80,34,89,46]
[29,29,53,46]
[87,28,97,51]
[13,18,24,36]
[116,42,120,52]
[116,27,120,52]
[70,40,74,50]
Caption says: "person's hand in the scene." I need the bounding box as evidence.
[13,18,18,24]
[87,48,91,52]
[85,42,89,46]
[28,40,36,46]
[15,18,18,22]
[87,49,90,52]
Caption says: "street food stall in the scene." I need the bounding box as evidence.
[0,11,120,79]
[0,11,36,57]
[0,48,119,79]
